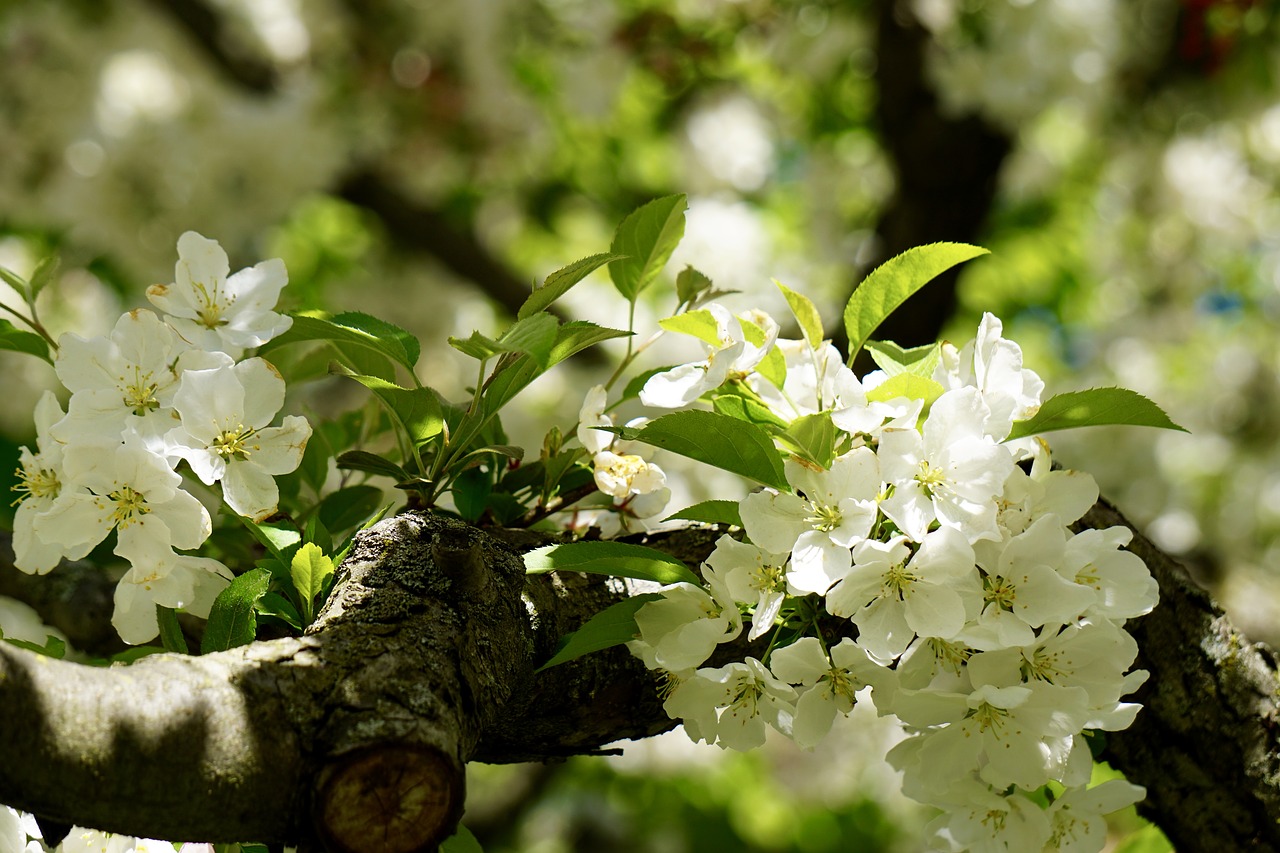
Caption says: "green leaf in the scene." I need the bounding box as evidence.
[2,634,67,659]
[866,374,945,407]
[0,319,52,364]
[334,502,394,565]
[537,594,663,671]
[256,592,304,631]
[776,411,837,469]
[659,309,721,346]
[448,330,504,362]
[156,605,189,654]
[202,568,271,653]
[28,254,59,301]
[776,280,824,348]
[335,450,411,481]
[261,311,418,372]
[0,266,27,296]
[525,541,700,585]
[439,825,485,853]
[290,542,335,624]
[242,519,301,566]
[318,485,386,533]
[843,243,989,359]
[337,371,444,446]
[676,265,713,305]
[608,194,688,301]
[1111,824,1173,853]
[452,466,492,522]
[865,340,942,378]
[547,320,631,366]
[664,499,742,527]
[1005,388,1188,441]
[711,389,789,430]
[497,312,560,368]
[519,253,626,319]
[606,410,788,490]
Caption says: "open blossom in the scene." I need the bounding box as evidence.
[1044,780,1146,852]
[12,392,69,574]
[576,385,670,529]
[740,447,880,594]
[825,527,982,663]
[664,657,796,750]
[879,387,1015,543]
[112,548,233,645]
[641,304,778,408]
[704,535,789,641]
[629,577,742,673]
[935,312,1044,441]
[924,780,1053,853]
[167,357,311,521]
[147,231,292,355]
[768,637,885,748]
[34,435,211,564]
[51,309,231,448]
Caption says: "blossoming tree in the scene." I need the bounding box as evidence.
[0,196,1277,853]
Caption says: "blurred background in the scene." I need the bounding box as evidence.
[1,0,1277,849]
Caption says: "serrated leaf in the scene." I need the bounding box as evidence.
[497,312,559,368]
[525,541,700,585]
[664,499,743,527]
[659,309,721,346]
[449,330,504,361]
[256,592,304,631]
[2,634,66,659]
[609,410,787,490]
[520,253,626,319]
[28,254,59,301]
[865,340,941,378]
[843,243,989,359]
[777,280,824,348]
[776,411,837,469]
[741,319,786,388]
[865,374,945,406]
[711,390,788,430]
[242,519,301,566]
[337,371,444,445]
[676,265,713,304]
[291,542,334,624]
[1005,388,1188,441]
[260,311,418,372]
[608,194,688,301]
[537,593,663,671]
[0,319,52,364]
[318,485,386,533]
[335,450,411,481]
[202,568,271,653]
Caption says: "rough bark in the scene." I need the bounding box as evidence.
[0,503,1277,852]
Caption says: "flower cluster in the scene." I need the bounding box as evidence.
[10,232,310,644]
[626,311,1155,851]
[574,384,671,535]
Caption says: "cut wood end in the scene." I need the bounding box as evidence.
[316,744,462,853]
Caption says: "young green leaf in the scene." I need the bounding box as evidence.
[1005,387,1188,441]
[865,340,942,378]
[537,593,663,671]
[318,485,386,533]
[28,254,59,301]
[256,592,304,631]
[202,568,271,653]
[777,280,825,348]
[776,411,837,469]
[608,194,688,301]
[664,499,743,527]
[448,330,504,361]
[156,605,189,654]
[659,309,721,346]
[866,374,945,407]
[330,311,419,369]
[741,318,786,388]
[335,450,412,481]
[843,243,989,359]
[0,319,52,364]
[711,389,789,430]
[336,371,444,445]
[525,541,700,585]
[260,311,419,372]
[519,253,626,319]
[676,265,713,305]
[2,633,67,659]
[291,542,335,624]
[497,312,560,368]
[606,410,788,490]
[439,825,485,853]
[242,519,302,566]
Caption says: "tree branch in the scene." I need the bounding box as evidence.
[0,505,1275,852]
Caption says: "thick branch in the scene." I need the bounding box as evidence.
[0,505,1277,852]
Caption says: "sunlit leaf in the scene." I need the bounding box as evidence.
[843,243,989,359]
[1006,388,1188,441]
[664,499,742,527]
[607,410,787,490]
[519,253,626,319]
[202,568,271,653]
[525,541,700,585]
[777,280,824,348]
[609,194,687,301]
[536,594,663,671]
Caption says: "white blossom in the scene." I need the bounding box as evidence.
[767,637,883,748]
[11,392,71,574]
[148,231,292,356]
[641,304,777,408]
[663,657,796,750]
[704,534,789,641]
[111,549,233,645]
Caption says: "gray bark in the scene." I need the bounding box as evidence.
[0,504,1276,852]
